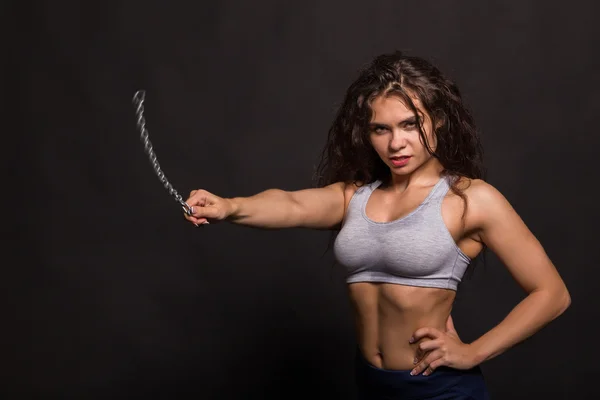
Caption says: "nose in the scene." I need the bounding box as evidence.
[389,129,408,151]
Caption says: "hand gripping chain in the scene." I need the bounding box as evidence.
[132,90,193,216]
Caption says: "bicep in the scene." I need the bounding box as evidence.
[472,184,564,294]
[289,182,347,229]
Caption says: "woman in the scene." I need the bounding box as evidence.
[182,51,570,399]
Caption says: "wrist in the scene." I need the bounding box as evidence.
[225,197,241,220]
[468,340,489,366]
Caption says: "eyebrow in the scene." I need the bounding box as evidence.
[369,116,418,127]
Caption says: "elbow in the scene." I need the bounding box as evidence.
[534,283,571,320]
[549,284,571,319]
[558,286,571,315]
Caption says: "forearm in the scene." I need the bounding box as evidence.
[470,287,570,364]
[226,189,300,229]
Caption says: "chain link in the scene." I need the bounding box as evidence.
[132,90,192,215]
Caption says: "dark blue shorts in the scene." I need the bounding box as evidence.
[355,348,491,399]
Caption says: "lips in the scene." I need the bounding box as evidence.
[390,156,411,167]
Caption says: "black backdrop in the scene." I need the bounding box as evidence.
[5,0,599,399]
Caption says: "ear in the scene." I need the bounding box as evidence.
[433,112,445,131]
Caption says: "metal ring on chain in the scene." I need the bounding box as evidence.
[132,90,193,216]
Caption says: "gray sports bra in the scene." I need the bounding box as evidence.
[333,175,471,291]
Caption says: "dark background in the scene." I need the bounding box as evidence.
[5,0,599,398]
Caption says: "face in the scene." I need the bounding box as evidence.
[368,94,438,177]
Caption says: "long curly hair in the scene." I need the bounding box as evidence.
[314,51,486,221]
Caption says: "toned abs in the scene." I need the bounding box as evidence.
[349,283,455,370]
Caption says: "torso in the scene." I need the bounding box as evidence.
[340,175,484,370]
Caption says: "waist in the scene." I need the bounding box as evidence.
[348,282,455,370]
[357,323,447,370]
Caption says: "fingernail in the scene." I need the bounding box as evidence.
[413,358,418,364]
[201,221,210,225]
[410,370,416,376]
[190,207,195,214]
[409,337,414,343]
[194,223,199,227]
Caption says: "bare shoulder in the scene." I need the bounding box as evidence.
[457,177,506,204]
[454,177,516,229]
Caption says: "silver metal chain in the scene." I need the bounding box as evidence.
[132,90,192,215]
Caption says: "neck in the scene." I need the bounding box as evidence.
[387,158,444,192]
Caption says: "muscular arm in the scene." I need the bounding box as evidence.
[226,182,347,230]
[466,181,571,364]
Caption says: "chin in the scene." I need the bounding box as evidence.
[392,171,413,177]
[388,167,414,176]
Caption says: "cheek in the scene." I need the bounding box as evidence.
[369,136,386,153]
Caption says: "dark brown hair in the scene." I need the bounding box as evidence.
[314,51,486,221]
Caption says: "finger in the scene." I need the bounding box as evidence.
[190,204,219,220]
[411,350,444,376]
[418,339,444,355]
[410,327,441,343]
[181,208,200,226]
[185,189,207,207]
[182,210,201,226]
[183,208,208,222]
[185,217,208,227]
[414,339,443,363]
[423,358,446,376]
[182,204,210,225]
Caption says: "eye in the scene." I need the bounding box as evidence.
[404,120,418,130]
[370,126,388,134]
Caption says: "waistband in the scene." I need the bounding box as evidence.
[355,347,484,399]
